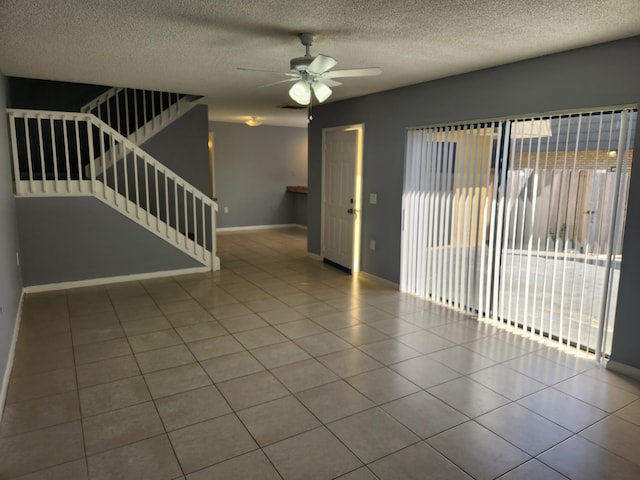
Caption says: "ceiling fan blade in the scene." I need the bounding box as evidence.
[315,78,342,88]
[324,67,382,78]
[307,54,337,75]
[312,81,332,103]
[237,67,296,76]
[258,78,298,88]
[289,80,311,105]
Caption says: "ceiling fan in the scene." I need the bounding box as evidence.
[239,33,382,106]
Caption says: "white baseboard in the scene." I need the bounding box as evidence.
[217,224,305,233]
[23,266,211,293]
[0,290,24,424]
[357,271,400,289]
[606,360,640,382]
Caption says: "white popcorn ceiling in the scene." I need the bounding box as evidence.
[1,0,639,127]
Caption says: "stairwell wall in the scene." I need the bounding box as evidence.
[0,74,24,406]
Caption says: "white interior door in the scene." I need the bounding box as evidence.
[322,126,362,272]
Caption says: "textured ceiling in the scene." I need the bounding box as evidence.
[1,1,639,127]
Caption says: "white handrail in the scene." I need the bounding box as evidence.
[7,108,218,270]
[80,88,186,143]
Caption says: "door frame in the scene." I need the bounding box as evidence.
[320,124,364,273]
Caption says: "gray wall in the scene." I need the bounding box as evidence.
[307,36,640,368]
[210,122,307,229]
[16,196,201,286]
[142,105,211,195]
[0,75,24,392]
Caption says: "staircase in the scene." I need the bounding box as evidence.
[8,88,219,271]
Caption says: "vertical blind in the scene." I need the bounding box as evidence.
[401,109,637,357]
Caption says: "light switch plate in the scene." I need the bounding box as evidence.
[369,193,377,204]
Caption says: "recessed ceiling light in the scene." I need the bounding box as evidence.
[245,116,262,127]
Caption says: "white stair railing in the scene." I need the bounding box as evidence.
[8,108,219,270]
[81,87,196,145]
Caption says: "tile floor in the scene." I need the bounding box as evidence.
[2,227,640,479]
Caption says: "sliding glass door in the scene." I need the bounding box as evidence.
[401,108,637,358]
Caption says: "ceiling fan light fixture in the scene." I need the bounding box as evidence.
[312,81,332,103]
[245,116,262,127]
[289,80,311,105]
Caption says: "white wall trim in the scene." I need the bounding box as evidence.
[22,266,210,293]
[217,224,303,233]
[0,290,25,424]
[357,271,400,289]
[606,360,640,382]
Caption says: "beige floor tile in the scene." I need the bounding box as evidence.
[115,303,164,322]
[469,364,547,400]
[497,459,567,479]
[169,414,257,474]
[186,449,281,480]
[87,434,182,480]
[79,375,151,417]
[237,395,321,446]
[328,407,419,463]
[72,324,124,346]
[128,329,183,353]
[334,467,379,479]
[334,324,390,346]
[294,302,340,317]
[76,355,140,388]
[165,308,216,328]
[295,332,352,357]
[616,399,640,426]
[274,318,327,339]
[218,313,269,333]
[135,344,196,373]
[257,307,306,325]
[264,427,362,480]
[175,320,226,343]
[279,292,320,307]
[208,303,251,319]
[503,353,578,386]
[428,345,496,375]
[233,326,288,349]
[584,365,640,395]
[6,367,76,403]
[82,401,165,455]
[346,367,420,404]
[14,331,72,355]
[368,318,421,337]
[312,311,361,330]
[382,391,469,439]
[1,390,80,438]
[186,335,245,361]
[464,336,531,362]
[390,355,461,389]
[158,299,205,315]
[144,363,211,399]
[155,385,232,431]
[317,348,383,378]
[0,421,85,478]
[539,435,640,480]
[476,403,572,455]
[428,377,510,418]
[121,316,172,336]
[244,297,288,313]
[11,346,75,376]
[200,351,264,383]
[357,339,422,365]
[581,415,640,466]
[10,458,88,480]
[217,371,289,410]
[553,374,638,413]
[251,341,311,368]
[395,330,455,354]
[427,321,492,344]
[74,338,132,365]
[428,421,530,480]
[296,380,375,423]
[370,441,472,480]
[518,387,608,432]
[271,358,339,393]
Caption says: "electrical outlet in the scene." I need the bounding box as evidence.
[370,239,376,250]
[369,193,377,204]
[223,207,229,214]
